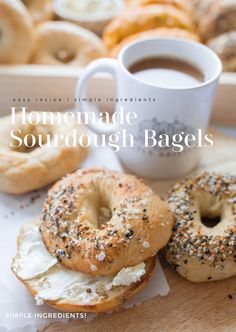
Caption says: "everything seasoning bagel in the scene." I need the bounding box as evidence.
[165,172,236,282]
[40,168,174,276]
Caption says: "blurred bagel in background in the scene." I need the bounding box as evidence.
[31,21,107,65]
[0,0,34,64]
[109,27,200,58]
[127,0,192,16]
[198,0,236,41]
[0,112,89,194]
[21,0,54,25]
[103,4,195,49]
[1,0,235,72]
[207,31,236,72]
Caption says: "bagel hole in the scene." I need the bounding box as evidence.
[201,215,222,228]
[22,0,30,6]
[97,206,112,228]
[87,184,113,228]
[198,193,223,228]
[56,49,76,64]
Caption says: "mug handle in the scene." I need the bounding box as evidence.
[75,58,119,135]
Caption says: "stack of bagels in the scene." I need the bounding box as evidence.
[1,0,236,71]
[12,168,174,312]
[1,0,199,65]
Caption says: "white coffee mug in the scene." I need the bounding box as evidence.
[76,38,222,179]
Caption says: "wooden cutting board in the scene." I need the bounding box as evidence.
[43,129,236,332]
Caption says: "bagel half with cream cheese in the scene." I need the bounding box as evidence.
[12,219,156,312]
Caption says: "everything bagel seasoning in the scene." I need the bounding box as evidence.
[166,172,236,282]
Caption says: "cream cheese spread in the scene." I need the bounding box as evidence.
[12,221,146,305]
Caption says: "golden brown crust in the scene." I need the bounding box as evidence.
[31,21,107,65]
[165,172,236,282]
[0,0,34,64]
[128,0,192,14]
[22,0,54,25]
[109,27,200,58]
[0,113,89,194]
[103,4,195,49]
[40,167,174,276]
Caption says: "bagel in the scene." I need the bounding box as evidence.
[189,0,211,18]
[103,4,195,49]
[0,112,88,194]
[21,0,54,25]
[40,167,174,276]
[109,27,200,58]
[165,172,236,282]
[12,219,156,312]
[31,21,107,65]
[198,0,236,41]
[128,0,192,15]
[0,0,34,64]
[207,31,236,72]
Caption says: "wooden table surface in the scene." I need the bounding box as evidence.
[42,129,236,332]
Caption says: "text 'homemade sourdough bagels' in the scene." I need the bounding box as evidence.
[40,168,174,276]
[166,172,236,282]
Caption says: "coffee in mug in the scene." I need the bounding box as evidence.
[76,38,222,179]
[128,57,205,88]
